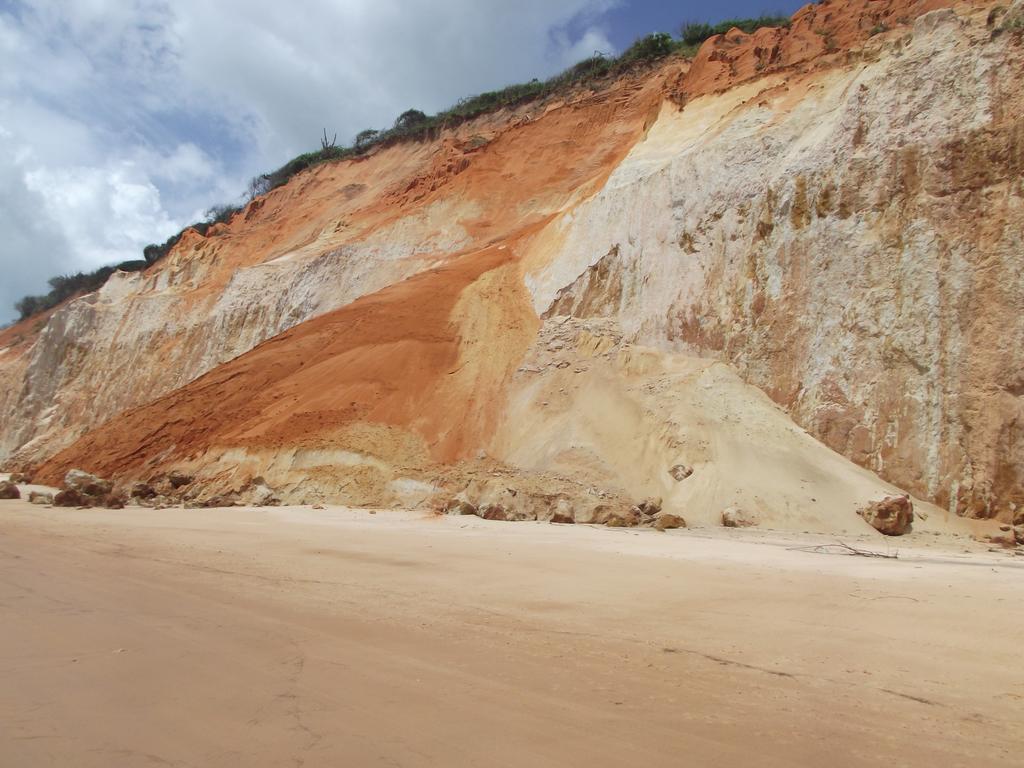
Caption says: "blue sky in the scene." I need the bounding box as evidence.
[603,0,803,49]
[0,0,806,323]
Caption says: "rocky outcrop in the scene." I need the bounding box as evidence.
[64,469,113,497]
[0,480,19,499]
[53,469,124,508]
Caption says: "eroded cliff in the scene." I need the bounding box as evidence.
[3,0,1021,534]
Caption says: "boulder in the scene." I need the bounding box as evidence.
[669,465,693,481]
[130,482,157,499]
[101,494,127,510]
[28,491,53,505]
[478,503,508,521]
[8,472,29,484]
[986,532,1017,548]
[722,507,756,528]
[168,470,193,489]
[548,503,575,525]
[653,513,686,531]
[203,495,237,508]
[604,508,641,528]
[635,497,662,517]
[444,498,478,516]
[503,506,539,522]
[1014,526,1024,546]
[0,480,20,499]
[53,488,88,507]
[538,495,575,524]
[64,469,113,497]
[857,495,914,536]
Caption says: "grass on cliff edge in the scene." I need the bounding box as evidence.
[10,15,792,324]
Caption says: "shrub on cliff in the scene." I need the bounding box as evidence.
[204,203,242,225]
[13,262,147,320]
[619,32,676,64]
[681,15,791,46]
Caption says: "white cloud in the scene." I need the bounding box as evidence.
[24,163,182,269]
[0,0,622,323]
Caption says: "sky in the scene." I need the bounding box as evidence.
[0,0,803,324]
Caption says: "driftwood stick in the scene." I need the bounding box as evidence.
[789,541,898,559]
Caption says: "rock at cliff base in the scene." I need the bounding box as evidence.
[635,497,663,517]
[53,489,88,507]
[0,481,20,499]
[722,507,757,528]
[478,504,508,521]
[168,471,193,489]
[668,465,693,481]
[444,498,478,516]
[986,532,1017,548]
[102,494,127,510]
[549,509,575,524]
[130,482,156,499]
[604,508,641,528]
[8,472,29,484]
[857,495,914,536]
[64,469,113,498]
[202,495,237,508]
[28,491,53,505]
[653,513,686,531]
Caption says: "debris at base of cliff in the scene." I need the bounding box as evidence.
[722,507,757,528]
[634,497,662,519]
[28,491,53,505]
[857,495,914,536]
[668,465,693,481]
[51,469,125,509]
[444,498,478,516]
[130,482,156,500]
[653,513,686,531]
[168,470,193,489]
[0,480,20,499]
[64,469,113,498]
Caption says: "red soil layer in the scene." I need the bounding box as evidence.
[674,0,983,102]
[35,242,532,485]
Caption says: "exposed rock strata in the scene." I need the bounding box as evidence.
[1,0,1020,534]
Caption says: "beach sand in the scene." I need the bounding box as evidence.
[1,500,1021,766]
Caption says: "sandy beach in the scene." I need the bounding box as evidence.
[1,500,1022,767]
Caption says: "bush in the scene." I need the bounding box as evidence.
[394,109,428,131]
[354,129,380,150]
[12,262,149,321]
[204,203,242,225]
[619,32,676,64]
[681,15,791,46]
